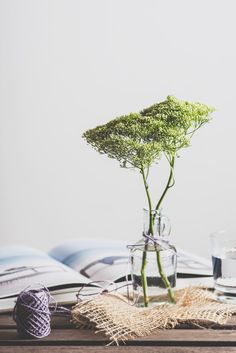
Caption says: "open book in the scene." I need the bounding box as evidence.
[0,239,213,312]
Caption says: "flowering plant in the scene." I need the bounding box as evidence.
[83,96,214,305]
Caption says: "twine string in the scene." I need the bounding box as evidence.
[76,280,141,306]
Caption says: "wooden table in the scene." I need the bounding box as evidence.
[1,312,236,352]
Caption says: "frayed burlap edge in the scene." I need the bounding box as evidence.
[71,287,236,345]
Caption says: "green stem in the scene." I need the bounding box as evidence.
[155,155,175,213]
[141,166,154,235]
[154,155,176,304]
[140,166,154,307]
[140,161,176,306]
[155,247,176,303]
[141,245,149,307]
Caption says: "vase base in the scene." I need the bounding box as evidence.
[133,286,176,307]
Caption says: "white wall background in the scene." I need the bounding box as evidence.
[0,0,235,258]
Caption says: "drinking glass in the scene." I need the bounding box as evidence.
[210,230,236,303]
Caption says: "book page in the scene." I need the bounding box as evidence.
[0,246,89,299]
[50,239,130,282]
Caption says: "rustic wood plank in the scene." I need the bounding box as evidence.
[0,313,16,328]
[1,328,236,346]
[1,347,236,353]
[2,313,236,329]
[0,328,105,343]
[0,314,73,329]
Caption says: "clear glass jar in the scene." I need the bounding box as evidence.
[128,209,177,307]
[210,230,236,303]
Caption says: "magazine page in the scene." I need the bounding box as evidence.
[50,239,213,282]
[50,239,130,283]
[0,246,89,300]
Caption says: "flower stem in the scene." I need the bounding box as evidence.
[141,166,154,235]
[155,155,175,213]
[140,162,176,305]
[140,166,153,307]
[155,245,176,303]
[141,243,149,307]
[154,155,176,303]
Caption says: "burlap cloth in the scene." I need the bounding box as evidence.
[71,287,236,345]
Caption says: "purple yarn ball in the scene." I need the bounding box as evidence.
[13,288,53,338]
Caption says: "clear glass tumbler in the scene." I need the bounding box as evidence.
[210,230,236,303]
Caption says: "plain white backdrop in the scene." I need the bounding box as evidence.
[0,0,235,258]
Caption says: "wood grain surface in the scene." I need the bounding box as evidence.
[1,313,236,352]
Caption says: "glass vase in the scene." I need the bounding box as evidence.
[128,209,177,307]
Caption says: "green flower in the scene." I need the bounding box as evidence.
[83,95,214,169]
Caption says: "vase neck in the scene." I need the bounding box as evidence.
[143,208,171,240]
